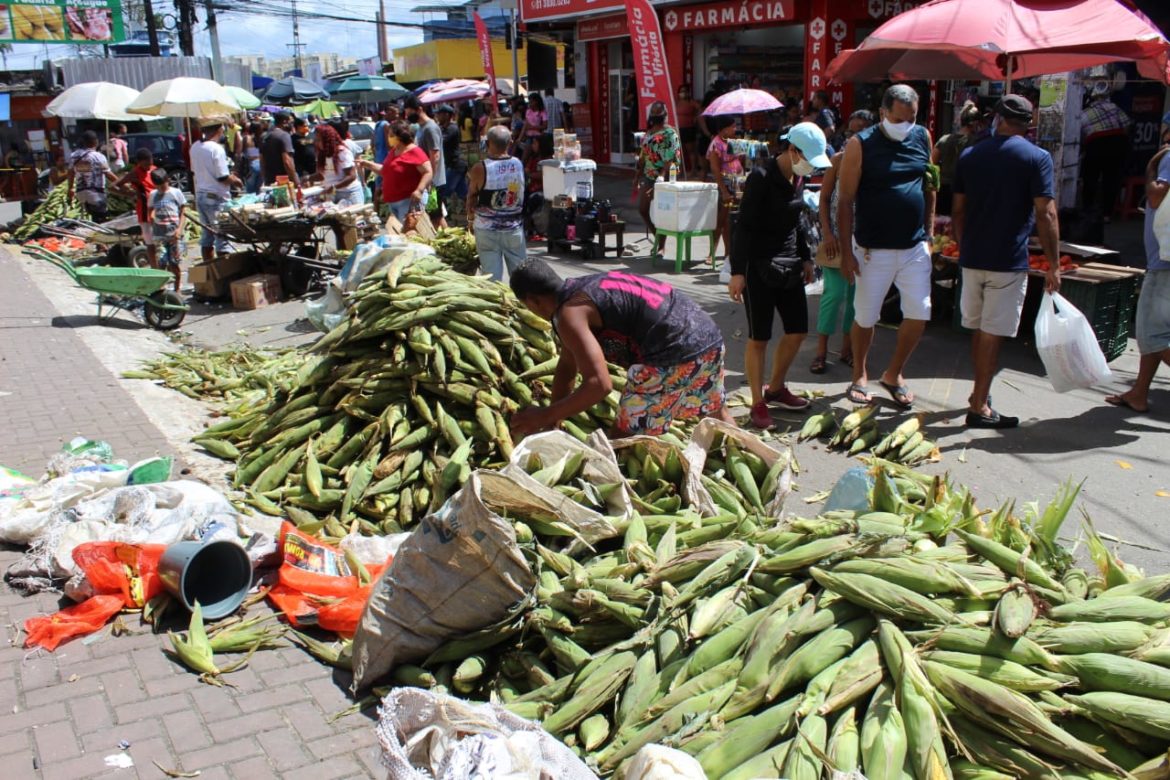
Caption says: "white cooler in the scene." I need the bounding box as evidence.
[652,181,718,232]
[541,159,597,200]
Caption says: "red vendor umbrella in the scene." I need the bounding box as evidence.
[825,0,1170,86]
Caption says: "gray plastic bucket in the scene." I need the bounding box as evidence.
[158,540,253,619]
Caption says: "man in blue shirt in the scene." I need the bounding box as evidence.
[1105,136,1170,413]
[953,94,1060,429]
[837,84,936,408]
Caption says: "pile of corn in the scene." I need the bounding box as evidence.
[125,346,300,402]
[409,227,478,274]
[12,187,84,241]
[157,255,622,533]
[800,408,940,465]
[336,435,1170,780]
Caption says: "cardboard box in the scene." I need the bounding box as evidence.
[230,274,282,310]
[189,253,254,299]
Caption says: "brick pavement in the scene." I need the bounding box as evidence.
[0,253,382,778]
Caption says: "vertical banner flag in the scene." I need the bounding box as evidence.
[625,0,676,129]
[473,12,499,106]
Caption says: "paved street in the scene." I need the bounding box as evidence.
[0,167,1168,778]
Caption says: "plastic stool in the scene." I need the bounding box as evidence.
[1116,175,1145,221]
[654,229,715,273]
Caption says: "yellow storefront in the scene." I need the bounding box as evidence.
[393,39,528,84]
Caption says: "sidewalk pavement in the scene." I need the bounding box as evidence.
[0,252,383,779]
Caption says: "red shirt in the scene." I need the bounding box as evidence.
[129,164,157,222]
[382,145,429,203]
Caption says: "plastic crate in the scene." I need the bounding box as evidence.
[1059,268,1141,362]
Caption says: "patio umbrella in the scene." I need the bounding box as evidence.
[420,80,492,105]
[292,99,341,119]
[45,82,159,121]
[264,77,329,105]
[702,88,783,116]
[332,75,408,103]
[225,85,260,110]
[825,0,1170,86]
[126,77,241,118]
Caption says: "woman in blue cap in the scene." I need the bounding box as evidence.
[728,122,833,429]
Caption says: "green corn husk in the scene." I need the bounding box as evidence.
[780,711,827,780]
[922,650,1074,692]
[923,661,1125,776]
[861,681,907,780]
[1064,691,1170,741]
[1031,620,1156,655]
[1056,652,1170,701]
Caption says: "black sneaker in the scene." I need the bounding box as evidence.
[966,408,1019,429]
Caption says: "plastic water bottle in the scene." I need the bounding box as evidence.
[668,162,678,183]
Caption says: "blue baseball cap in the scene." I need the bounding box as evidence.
[781,122,832,169]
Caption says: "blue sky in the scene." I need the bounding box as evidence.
[2,0,430,69]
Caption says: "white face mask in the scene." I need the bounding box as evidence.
[792,155,815,177]
[991,115,1002,135]
[881,118,914,142]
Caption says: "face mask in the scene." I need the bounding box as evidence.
[792,155,815,177]
[990,116,1002,135]
[882,118,914,142]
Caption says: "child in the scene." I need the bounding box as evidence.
[114,148,157,269]
[148,168,187,292]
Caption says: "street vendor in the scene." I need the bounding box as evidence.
[67,130,119,221]
[312,121,364,206]
[509,258,735,437]
[634,101,680,263]
[190,117,242,262]
[113,147,158,270]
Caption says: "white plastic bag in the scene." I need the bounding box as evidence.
[376,688,597,780]
[624,745,706,780]
[719,258,732,284]
[1034,291,1112,393]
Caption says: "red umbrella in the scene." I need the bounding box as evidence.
[826,0,1170,86]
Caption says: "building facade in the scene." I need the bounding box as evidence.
[522,0,929,163]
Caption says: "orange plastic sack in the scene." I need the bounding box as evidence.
[24,542,167,651]
[24,594,125,651]
[268,523,390,636]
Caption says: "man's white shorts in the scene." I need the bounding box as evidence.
[851,240,932,328]
[960,268,1028,337]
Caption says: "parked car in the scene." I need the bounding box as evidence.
[121,132,190,193]
[307,121,376,154]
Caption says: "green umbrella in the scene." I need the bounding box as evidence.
[331,75,408,103]
[225,85,260,110]
[292,99,341,119]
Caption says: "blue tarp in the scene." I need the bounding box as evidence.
[252,75,274,92]
[0,94,10,122]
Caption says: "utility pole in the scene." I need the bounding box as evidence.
[204,0,222,81]
[289,0,305,75]
[378,0,388,64]
[510,8,519,99]
[143,0,161,56]
[175,0,195,56]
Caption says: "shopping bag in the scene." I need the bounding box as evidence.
[1034,291,1112,393]
[1155,189,1170,261]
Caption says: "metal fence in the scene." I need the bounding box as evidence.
[58,57,253,91]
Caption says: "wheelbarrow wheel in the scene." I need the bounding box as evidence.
[126,245,151,269]
[144,291,186,330]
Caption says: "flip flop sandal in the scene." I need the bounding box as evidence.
[1105,395,1150,413]
[846,383,872,405]
[810,355,828,374]
[878,379,914,409]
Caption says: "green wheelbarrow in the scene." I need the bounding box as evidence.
[27,245,189,330]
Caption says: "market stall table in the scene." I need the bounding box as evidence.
[206,194,380,297]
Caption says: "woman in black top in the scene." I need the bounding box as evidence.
[728,122,832,428]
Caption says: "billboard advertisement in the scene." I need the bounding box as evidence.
[1,0,125,44]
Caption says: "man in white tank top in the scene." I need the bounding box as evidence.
[466,125,527,281]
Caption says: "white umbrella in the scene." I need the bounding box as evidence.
[126,77,241,118]
[45,82,160,121]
